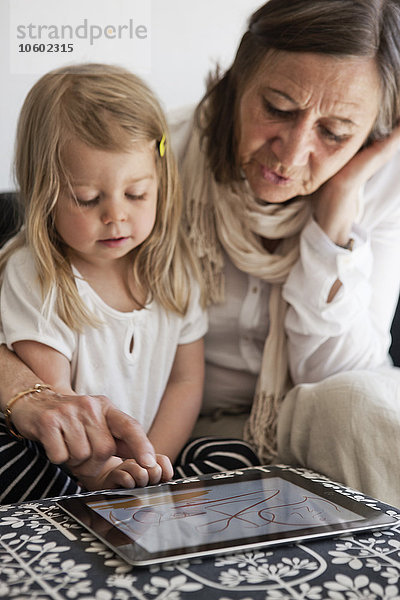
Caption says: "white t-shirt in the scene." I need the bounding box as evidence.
[169,107,400,414]
[1,246,207,432]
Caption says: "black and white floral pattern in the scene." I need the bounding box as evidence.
[1,466,400,600]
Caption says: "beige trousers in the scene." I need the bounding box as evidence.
[277,367,400,508]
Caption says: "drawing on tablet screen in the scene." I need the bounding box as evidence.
[87,478,362,552]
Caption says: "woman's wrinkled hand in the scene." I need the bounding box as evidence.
[312,124,400,246]
[9,389,159,478]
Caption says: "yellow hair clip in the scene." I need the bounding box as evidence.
[158,134,166,157]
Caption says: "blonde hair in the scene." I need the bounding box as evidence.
[1,63,202,329]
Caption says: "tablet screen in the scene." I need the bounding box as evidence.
[86,476,363,552]
[57,467,396,566]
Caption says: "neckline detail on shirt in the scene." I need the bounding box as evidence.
[71,264,152,319]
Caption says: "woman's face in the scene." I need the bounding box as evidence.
[237,51,381,203]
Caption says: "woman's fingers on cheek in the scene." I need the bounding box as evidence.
[388,122,400,144]
[380,128,400,162]
[361,128,400,177]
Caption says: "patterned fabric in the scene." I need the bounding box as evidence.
[0,465,399,599]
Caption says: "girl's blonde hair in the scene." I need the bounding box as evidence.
[1,63,203,330]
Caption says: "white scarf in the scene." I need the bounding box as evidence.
[181,120,311,462]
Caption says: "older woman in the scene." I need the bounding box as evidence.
[174,0,400,503]
[1,0,400,504]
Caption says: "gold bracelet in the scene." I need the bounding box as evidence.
[3,383,53,439]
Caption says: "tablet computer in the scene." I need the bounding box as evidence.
[57,466,397,566]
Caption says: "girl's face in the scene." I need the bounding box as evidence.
[237,51,381,203]
[55,139,158,268]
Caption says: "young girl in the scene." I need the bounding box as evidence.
[0,63,207,492]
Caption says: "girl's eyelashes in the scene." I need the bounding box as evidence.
[73,192,146,206]
[74,196,99,207]
[125,193,145,200]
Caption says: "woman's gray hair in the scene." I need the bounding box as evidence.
[199,0,400,183]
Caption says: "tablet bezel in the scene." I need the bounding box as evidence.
[57,467,397,566]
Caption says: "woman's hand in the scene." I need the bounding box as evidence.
[9,389,159,477]
[0,345,159,475]
[312,124,400,246]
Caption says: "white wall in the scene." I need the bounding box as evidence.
[0,0,262,191]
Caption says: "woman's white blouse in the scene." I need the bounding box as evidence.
[170,108,400,412]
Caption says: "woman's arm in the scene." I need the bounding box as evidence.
[0,343,159,474]
[283,130,400,384]
[313,126,400,249]
[147,338,205,462]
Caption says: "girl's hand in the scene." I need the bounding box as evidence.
[312,124,400,246]
[88,455,174,491]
